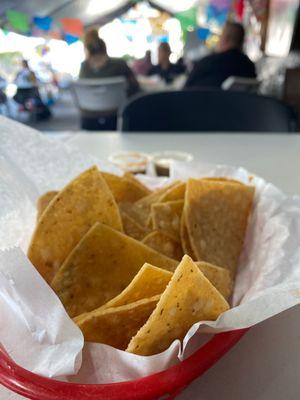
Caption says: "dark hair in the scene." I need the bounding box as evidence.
[224,21,245,49]
[84,29,107,56]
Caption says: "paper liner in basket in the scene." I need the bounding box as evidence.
[0,116,300,384]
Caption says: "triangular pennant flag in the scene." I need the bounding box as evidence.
[6,10,29,33]
[64,33,79,45]
[60,18,83,37]
[33,16,53,31]
[175,7,197,31]
[197,27,210,41]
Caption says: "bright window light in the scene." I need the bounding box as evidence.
[152,0,198,13]
[86,0,126,16]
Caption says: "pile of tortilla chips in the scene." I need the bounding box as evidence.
[28,166,254,356]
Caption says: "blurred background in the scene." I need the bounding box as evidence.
[0,0,299,131]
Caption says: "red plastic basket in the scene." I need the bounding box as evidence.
[0,329,248,400]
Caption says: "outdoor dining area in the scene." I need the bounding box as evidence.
[1,1,300,400]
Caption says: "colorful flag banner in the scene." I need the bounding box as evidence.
[234,0,244,20]
[60,18,83,37]
[197,27,211,41]
[175,7,198,31]
[64,33,79,45]
[207,5,228,25]
[33,16,53,31]
[6,10,30,33]
[50,31,62,40]
[210,0,232,11]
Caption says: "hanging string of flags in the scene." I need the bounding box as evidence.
[3,10,84,44]
[2,1,251,45]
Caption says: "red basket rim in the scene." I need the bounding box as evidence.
[0,328,248,400]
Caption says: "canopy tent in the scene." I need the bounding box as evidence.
[0,0,200,29]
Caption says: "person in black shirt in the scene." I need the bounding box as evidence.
[185,21,256,88]
[147,42,184,84]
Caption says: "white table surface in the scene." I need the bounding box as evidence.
[64,131,300,196]
[3,131,300,400]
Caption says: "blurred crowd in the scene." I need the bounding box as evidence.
[0,20,257,127]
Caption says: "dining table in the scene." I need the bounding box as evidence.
[2,130,300,400]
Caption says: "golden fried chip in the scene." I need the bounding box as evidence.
[203,177,243,185]
[75,295,160,350]
[159,182,186,202]
[126,255,229,356]
[102,172,149,203]
[185,179,254,277]
[195,262,232,300]
[51,223,177,317]
[28,167,123,283]
[151,200,184,242]
[75,260,230,328]
[121,211,149,241]
[36,191,58,220]
[123,172,151,194]
[142,231,183,260]
[180,215,196,259]
[103,263,172,309]
[133,181,180,227]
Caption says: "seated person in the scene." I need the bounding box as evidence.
[79,29,139,130]
[79,29,139,97]
[132,50,153,76]
[147,43,184,84]
[185,21,256,88]
[15,59,37,88]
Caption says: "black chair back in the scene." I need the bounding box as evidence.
[120,89,296,132]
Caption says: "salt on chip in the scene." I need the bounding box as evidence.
[102,172,149,203]
[159,182,186,202]
[28,167,123,283]
[51,222,177,317]
[126,255,229,356]
[185,179,254,277]
[151,200,183,241]
[75,295,160,350]
[36,191,58,220]
[142,231,183,261]
[121,211,149,241]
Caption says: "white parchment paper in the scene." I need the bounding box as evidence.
[1,116,300,383]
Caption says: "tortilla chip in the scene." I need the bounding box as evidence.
[133,181,180,227]
[101,264,172,310]
[126,255,229,356]
[102,172,149,203]
[142,231,183,260]
[123,172,151,194]
[195,262,232,300]
[121,211,149,240]
[159,182,186,202]
[203,177,243,185]
[75,295,160,349]
[36,191,58,220]
[185,179,254,276]
[51,222,177,317]
[180,215,196,259]
[28,167,123,283]
[151,200,184,242]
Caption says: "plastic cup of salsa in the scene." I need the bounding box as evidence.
[108,151,150,174]
[152,151,194,176]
